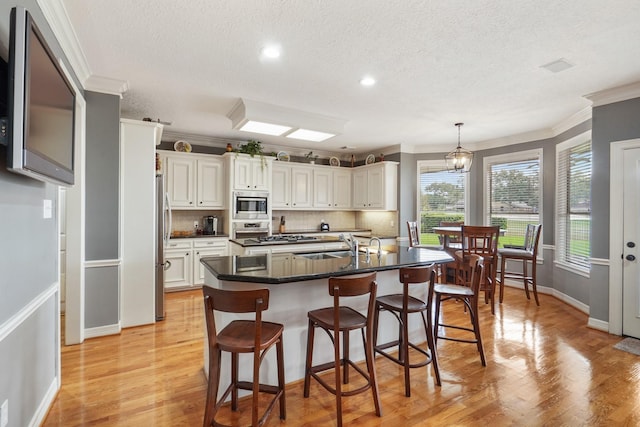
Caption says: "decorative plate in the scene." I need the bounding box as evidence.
[365,154,376,165]
[277,151,290,162]
[174,140,192,153]
[329,156,340,167]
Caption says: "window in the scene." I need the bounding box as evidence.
[556,132,591,273]
[483,149,542,247]
[417,160,468,245]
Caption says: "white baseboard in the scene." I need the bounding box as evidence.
[84,322,121,339]
[587,317,609,332]
[502,280,588,314]
[29,377,59,427]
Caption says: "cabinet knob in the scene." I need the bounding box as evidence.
[186,252,189,256]
[189,201,193,204]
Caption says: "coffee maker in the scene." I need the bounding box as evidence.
[202,216,218,235]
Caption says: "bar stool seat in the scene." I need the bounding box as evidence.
[373,266,440,397]
[303,273,382,427]
[497,224,542,306]
[434,254,486,366]
[202,287,286,427]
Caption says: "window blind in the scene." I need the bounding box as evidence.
[485,157,540,246]
[556,140,591,271]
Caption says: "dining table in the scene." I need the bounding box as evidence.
[432,226,506,254]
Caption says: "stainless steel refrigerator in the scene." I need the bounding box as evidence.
[155,174,171,320]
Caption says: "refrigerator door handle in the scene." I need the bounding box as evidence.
[164,192,172,243]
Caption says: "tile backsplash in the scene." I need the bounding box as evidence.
[171,210,226,235]
[272,210,398,237]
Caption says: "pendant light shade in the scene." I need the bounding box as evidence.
[445,122,473,173]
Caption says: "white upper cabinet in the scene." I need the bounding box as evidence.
[272,162,291,208]
[313,167,351,209]
[232,155,271,190]
[196,158,225,208]
[272,163,313,209]
[166,155,196,207]
[351,162,397,210]
[164,151,225,209]
[290,166,313,208]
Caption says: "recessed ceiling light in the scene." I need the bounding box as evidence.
[286,129,335,142]
[261,45,281,59]
[239,120,292,136]
[360,76,376,87]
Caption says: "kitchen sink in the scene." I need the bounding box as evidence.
[296,251,353,260]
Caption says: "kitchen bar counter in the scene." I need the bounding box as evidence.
[201,246,454,389]
[201,245,454,284]
[229,235,343,247]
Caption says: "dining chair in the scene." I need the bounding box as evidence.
[439,221,464,283]
[453,225,500,315]
[303,273,382,427]
[498,224,542,305]
[407,221,446,282]
[373,265,440,397]
[434,254,486,366]
[202,287,286,427]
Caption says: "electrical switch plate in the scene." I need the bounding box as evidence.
[1,399,8,427]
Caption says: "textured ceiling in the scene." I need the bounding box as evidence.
[61,0,640,154]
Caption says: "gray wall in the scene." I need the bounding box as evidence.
[0,1,82,426]
[84,91,121,328]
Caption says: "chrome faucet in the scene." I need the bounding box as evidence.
[369,237,382,257]
[340,233,359,257]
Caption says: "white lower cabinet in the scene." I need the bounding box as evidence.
[165,238,228,290]
[193,239,228,285]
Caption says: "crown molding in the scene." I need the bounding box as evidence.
[37,0,91,87]
[551,107,592,136]
[584,81,640,107]
[84,75,128,97]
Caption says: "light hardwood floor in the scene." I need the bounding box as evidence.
[43,287,640,426]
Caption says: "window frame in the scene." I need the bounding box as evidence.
[555,131,592,277]
[482,148,544,251]
[416,159,470,234]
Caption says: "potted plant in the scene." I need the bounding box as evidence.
[236,139,268,168]
[305,151,319,164]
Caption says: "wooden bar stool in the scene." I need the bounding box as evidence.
[434,254,486,366]
[303,273,382,427]
[373,265,441,397]
[498,224,542,305]
[202,287,285,427]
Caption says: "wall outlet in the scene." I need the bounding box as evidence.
[390,220,394,227]
[1,399,8,427]
[193,221,199,229]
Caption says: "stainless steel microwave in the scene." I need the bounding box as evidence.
[233,190,269,219]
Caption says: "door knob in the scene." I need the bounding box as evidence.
[627,254,636,261]
[627,241,636,248]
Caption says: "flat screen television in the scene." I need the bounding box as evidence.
[5,6,76,186]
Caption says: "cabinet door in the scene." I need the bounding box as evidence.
[167,157,195,207]
[272,164,291,208]
[313,169,333,208]
[197,158,225,208]
[291,166,313,208]
[251,160,270,190]
[352,169,368,208]
[193,248,226,285]
[164,250,192,290]
[234,158,253,189]
[367,165,385,208]
[333,169,352,208]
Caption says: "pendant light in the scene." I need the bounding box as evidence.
[445,122,473,173]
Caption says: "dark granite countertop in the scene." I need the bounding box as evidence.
[230,236,344,247]
[276,228,371,235]
[201,245,454,284]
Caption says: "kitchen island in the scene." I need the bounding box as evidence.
[200,245,454,390]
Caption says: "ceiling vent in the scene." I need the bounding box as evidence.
[540,58,574,73]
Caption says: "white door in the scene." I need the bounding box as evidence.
[622,147,640,338]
